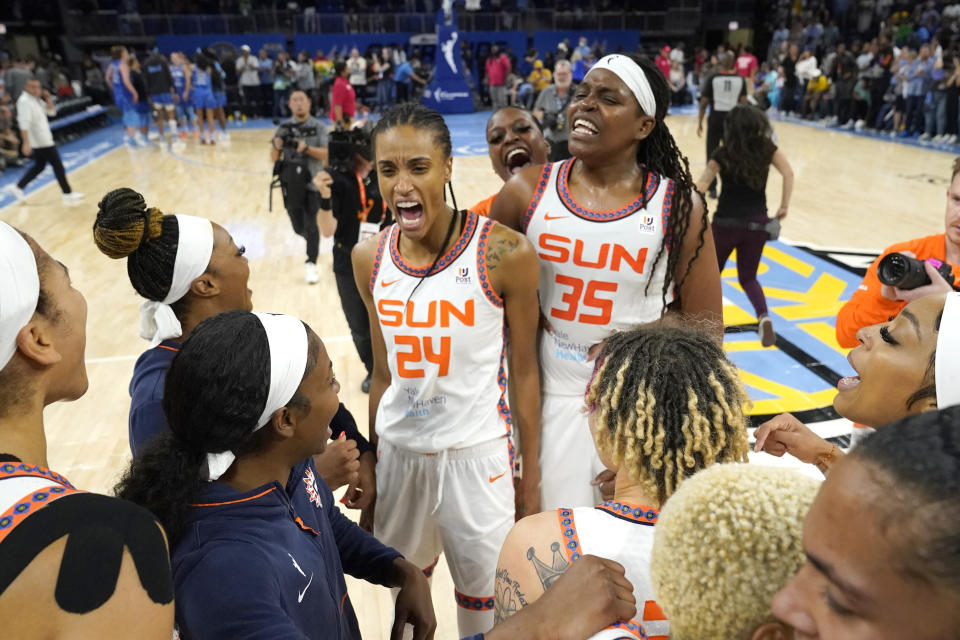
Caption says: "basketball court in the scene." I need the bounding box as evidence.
[0,108,951,639]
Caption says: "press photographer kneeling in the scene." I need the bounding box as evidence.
[313,126,390,392]
[835,157,960,347]
[271,90,329,284]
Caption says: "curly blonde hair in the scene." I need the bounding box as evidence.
[584,324,750,505]
[651,464,820,639]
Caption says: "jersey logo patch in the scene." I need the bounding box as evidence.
[381,278,401,288]
[456,267,471,284]
[488,472,506,483]
[303,468,322,508]
[544,213,568,221]
[639,215,656,233]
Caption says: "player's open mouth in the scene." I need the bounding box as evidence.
[396,201,424,229]
[504,147,532,175]
[571,117,600,137]
[838,351,861,391]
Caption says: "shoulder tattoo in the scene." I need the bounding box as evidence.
[486,233,521,273]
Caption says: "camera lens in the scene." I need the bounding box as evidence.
[877,253,908,286]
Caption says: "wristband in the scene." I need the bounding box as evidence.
[319,196,332,210]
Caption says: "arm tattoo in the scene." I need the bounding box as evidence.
[494,568,528,624]
[486,235,520,273]
[526,542,571,591]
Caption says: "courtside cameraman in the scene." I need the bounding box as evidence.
[271,89,328,284]
[313,126,390,393]
[835,157,960,347]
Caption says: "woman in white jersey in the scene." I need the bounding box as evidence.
[352,104,541,637]
[491,53,723,510]
[494,323,749,640]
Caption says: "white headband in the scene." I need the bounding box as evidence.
[587,54,658,117]
[0,222,40,370]
[206,312,309,481]
[139,214,214,348]
[936,292,960,409]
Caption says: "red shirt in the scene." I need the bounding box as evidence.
[331,76,356,119]
[736,53,758,78]
[656,54,671,77]
[486,54,510,86]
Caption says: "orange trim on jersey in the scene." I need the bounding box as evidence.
[604,619,649,639]
[368,229,391,293]
[340,591,348,613]
[0,475,82,544]
[422,555,440,578]
[643,600,667,621]
[521,163,553,233]
[155,344,179,353]
[557,508,583,562]
[294,516,320,536]
[557,158,661,222]
[596,500,659,526]
[388,210,478,278]
[190,486,276,508]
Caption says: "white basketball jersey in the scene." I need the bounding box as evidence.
[370,210,511,453]
[559,501,669,640]
[524,159,675,396]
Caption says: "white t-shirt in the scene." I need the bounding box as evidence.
[16,92,55,149]
[236,54,261,86]
[348,57,367,85]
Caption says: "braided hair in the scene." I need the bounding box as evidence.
[116,310,320,544]
[850,407,960,592]
[584,322,750,506]
[621,54,708,311]
[92,187,195,319]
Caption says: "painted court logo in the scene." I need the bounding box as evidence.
[456,267,471,284]
[303,467,322,508]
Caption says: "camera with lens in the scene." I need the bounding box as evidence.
[276,121,319,154]
[877,253,955,290]
[328,127,372,174]
[541,109,567,134]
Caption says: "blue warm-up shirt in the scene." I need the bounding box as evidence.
[173,458,401,640]
[128,340,373,457]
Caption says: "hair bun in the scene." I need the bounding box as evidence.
[93,188,165,259]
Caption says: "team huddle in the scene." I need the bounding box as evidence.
[2,51,960,640]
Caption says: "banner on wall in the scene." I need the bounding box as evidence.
[421,8,474,113]
[156,34,286,57]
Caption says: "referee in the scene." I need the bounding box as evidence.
[697,52,746,198]
[6,77,83,204]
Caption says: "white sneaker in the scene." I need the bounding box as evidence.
[304,261,319,284]
[133,133,149,147]
[6,184,25,202]
[919,133,931,141]
[220,131,231,142]
[62,192,85,202]
[950,134,959,144]
[758,315,776,348]
[855,119,866,131]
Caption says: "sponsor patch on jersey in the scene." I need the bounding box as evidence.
[303,467,322,508]
[456,267,471,284]
[639,214,656,234]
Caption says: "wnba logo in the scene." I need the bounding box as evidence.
[456,267,471,284]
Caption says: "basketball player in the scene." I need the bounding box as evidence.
[471,106,551,218]
[92,187,375,505]
[495,324,750,639]
[105,45,147,146]
[491,53,723,510]
[755,292,960,471]
[189,52,217,145]
[143,49,178,141]
[206,48,230,142]
[169,51,197,139]
[697,52,747,197]
[352,104,541,637]
[0,222,174,637]
[115,310,435,639]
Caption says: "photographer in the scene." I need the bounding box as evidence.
[312,126,389,393]
[835,157,960,348]
[533,59,574,162]
[271,90,329,284]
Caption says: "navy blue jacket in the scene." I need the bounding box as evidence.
[174,458,401,639]
[128,340,373,458]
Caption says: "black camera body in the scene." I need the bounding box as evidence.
[328,127,372,174]
[877,252,955,290]
[276,121,319,152]
[541,109,567,134]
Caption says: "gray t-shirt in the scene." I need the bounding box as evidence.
[534,84,572,143]
[274,116,329,192]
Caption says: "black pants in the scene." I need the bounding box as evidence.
[240,85,259,118]
[548,139,570,162]
[285,190,320,263]
[333,254,374,375]
[260,84,274,117]
[18,145,71,193]
[706,111,727,192]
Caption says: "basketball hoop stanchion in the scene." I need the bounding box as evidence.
[421,5,475,113]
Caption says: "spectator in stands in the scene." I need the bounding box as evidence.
[236,45,261,119]
[735,45,758,84]
[372,47,393,114]
[295,50,318,114]
[923,48,950,141]
[331,60,356,129]
[669,59,687,105]
[486,45,511,110]
[656,46,672,77]
[905,44,935,135]
[835,157,960,349]
[257,48,274,118]
[5,78,83,203]
[273,52,295,121]
[780,43,801,115]
[392,56,423,105]
[533,59,573,162]
[0,105,24,171]
[346,48,367,107]
[4,57,33,104]
[670,42,685,65]
[527,59,551,102]
[832,43,858,128]
[82,55,109,106]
